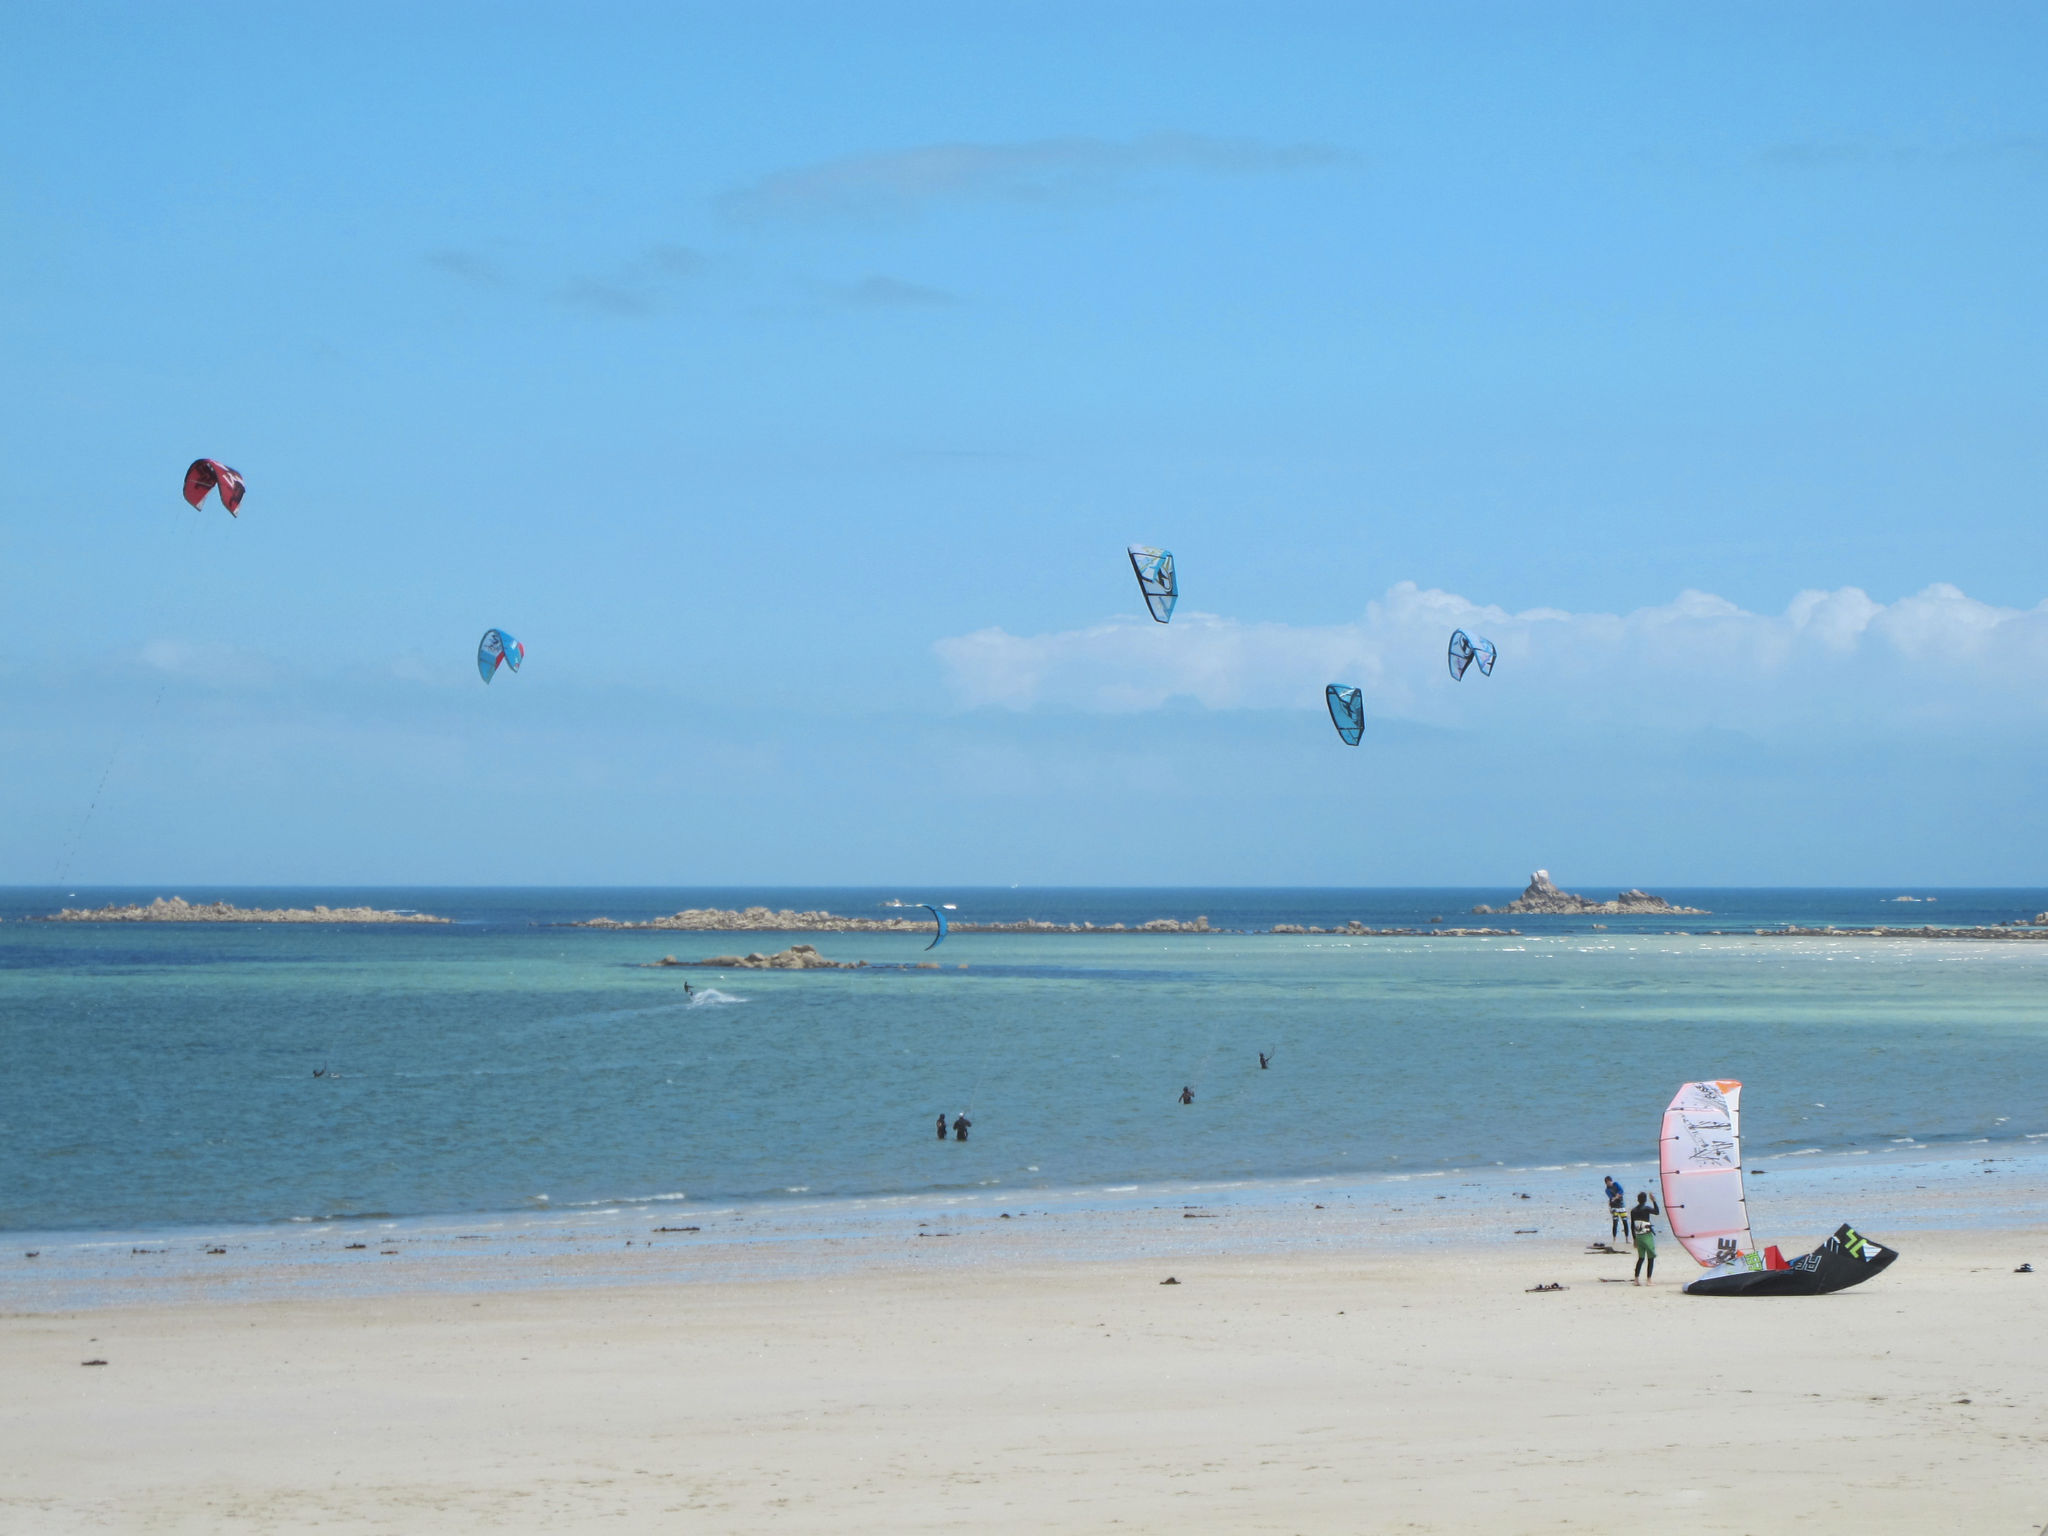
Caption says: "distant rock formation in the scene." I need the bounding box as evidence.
[39,896,447,924]
[646,944,862,970]
[1472,871,1708,917]
[581,906,1213,934]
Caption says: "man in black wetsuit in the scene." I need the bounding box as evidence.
[1258,1052,1271,1070]
[937,1113,948,1142]
[952,1113,971,1142]
[1630,1191,1661,1284]
[1178,1086,1195,1105]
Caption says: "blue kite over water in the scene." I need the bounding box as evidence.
[478,629,524,684]
[1127,545,1177,624]
[1325,684,1365,745]
[1448,629,1496,682]
[886,900,957,949]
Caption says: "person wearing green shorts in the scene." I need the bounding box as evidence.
[1630,1192,1661,1284]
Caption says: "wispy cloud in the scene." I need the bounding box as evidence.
[935,581,2048,734]
[1756,136,2047,169]
[555,244,706,317]
[835,274,959,309]
[721,133,1346,221]
[424,249,505,286]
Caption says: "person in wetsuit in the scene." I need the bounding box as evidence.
[1258,1052,1271,1070]
[1630,1191,1661,1284]
[1178,1086,1195,1105]
[937,1113,949,1141]
[1604,1175,1626,1241]
[952,1113,971,1142]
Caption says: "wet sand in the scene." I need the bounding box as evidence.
[4,1220,2043,1533]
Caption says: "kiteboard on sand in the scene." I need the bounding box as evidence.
[1658,1079,1899,1297]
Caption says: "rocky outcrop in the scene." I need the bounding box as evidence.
[1473,871,1708,917]
[581,906,1214,934]
[39,896,447,924]
[647,944,862,970]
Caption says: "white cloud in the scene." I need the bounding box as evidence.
[720,134,1345,221]
[934,581,2048,732]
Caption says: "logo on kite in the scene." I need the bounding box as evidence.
[477,629,524,684]
[1127,546,1177,624]
[884,900,957,949]
[183,459,246,516]
[1325,684,1365,746]
[1447,629,1497,682]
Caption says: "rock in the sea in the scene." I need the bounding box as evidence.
[649,944,864,970]
[38,896,447,924]
[1472,870,1709,917]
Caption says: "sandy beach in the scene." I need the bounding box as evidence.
[5,1215,2043,1534]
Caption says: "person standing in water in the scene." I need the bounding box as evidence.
[1178,1086,1195,1105]
[952,1113,971,1142]
[936,1113,948,1142]
[1630,1190,1661,1284]
[1604,1175,1626,1241]
[1258,1052,1271,1070]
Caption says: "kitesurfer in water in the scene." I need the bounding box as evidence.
[936,1113,948,1142]
[952,1114,971,1142]
[1630,1191,1661,1284]
[683,980,694,998]
[1604,1175,1626,1241]
[1258,1052,1271,1070]
[1178,1086,1195,1105]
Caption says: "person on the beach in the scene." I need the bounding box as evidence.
[1604,1175,1626,1240]
[952,1113,971,1142]
[1178,1086,1195,1105]
[1630,1191,1661,1284]
[936,1113,948,1141]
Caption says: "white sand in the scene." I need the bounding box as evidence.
[3,1225,2043,1533]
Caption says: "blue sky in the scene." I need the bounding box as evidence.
[2,4,2045,885]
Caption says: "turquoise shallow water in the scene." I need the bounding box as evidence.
[4,888,2047,1236]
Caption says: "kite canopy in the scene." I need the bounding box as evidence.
[1128,545,1177,624]
[1325,684,1365,746]
[183,459,246,516]
[1659,1080,1756,1272]
[1447,629,1496,681]
[477,628,524,684]
[884,899,957,949]
[1684,1224,1900,1296]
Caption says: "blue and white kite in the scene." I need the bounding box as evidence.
[478,628,524,684]
[1127,545,1178,624]
[886,899,958,949]
[1447,629,1496,682]
[1325,684,1365,746]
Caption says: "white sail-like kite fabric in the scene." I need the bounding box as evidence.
[1659,1079,1756,1270]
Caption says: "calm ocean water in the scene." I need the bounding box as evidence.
[4,886,2047,1235]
